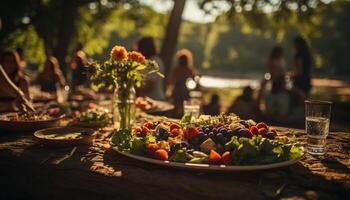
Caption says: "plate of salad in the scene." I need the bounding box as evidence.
[73,108,112,127]
[110,113,304,171]
[0,107,66,131]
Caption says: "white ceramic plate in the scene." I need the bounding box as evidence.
[111,146,305,172]
[34,126,96,146]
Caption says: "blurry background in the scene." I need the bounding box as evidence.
[1,0,349,129]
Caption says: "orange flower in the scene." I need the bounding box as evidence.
[110,45,127,61]
[127,51,146,64]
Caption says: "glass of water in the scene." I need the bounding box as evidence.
[183,99,201,118]
[305,100,332,155]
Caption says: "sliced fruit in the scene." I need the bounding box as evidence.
[154,149,169,161]
[200,138,216,153]
[169,123,181,131]
[256,122,268,130]
[221,151,232,165]
[209,150,222,164]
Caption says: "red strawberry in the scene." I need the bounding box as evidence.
[209,150,222,164]
[185,127,199,140]
[134,127,142,133]
[171,128,181,137]
[256,122,268,130]
[221,151,232,165]
[154,149,168,161]
[169,123,180,131]
[249,126,259,135]
[258,128,268,137]
[147,143,159,156]
[142,127,150,135]
[144,122,154,129]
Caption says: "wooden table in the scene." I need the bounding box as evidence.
[0,127,349,200]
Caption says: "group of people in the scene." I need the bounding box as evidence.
[0,34,196,116]
[0,16,312,124]
[0,48,89,111]
[228,36,312,124]
[135,38,197,117]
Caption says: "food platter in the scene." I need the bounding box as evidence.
[34,126,96,146]
[72,107,111,128]
[111,146,305,171]
[109,113,305,172]
[0,112,65,131]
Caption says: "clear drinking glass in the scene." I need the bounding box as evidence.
[305,100,332,155]
[183,99,201,118]
[57,84,70,103]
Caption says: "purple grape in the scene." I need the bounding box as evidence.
[266,132,277,139]
[208,132,215,139]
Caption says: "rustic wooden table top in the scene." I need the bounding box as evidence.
[0,126,349,200]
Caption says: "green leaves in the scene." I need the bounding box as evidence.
[170,149,193,163]
[180,112,193,125]
[130,137,146,155]
[228,135,303,165]
[110,129,133,150]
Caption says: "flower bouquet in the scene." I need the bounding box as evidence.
[86,45,163,130]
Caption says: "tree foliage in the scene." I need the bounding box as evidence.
[0,0,139,70]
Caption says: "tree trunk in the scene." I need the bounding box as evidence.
[52,1,79,75]
[160,0,186,77]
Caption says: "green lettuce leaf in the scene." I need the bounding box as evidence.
[110,129,132,150]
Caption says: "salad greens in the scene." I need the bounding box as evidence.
[110,114,304,166]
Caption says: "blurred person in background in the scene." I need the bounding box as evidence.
[70,50,88,89]
[203,94,221,115]
[135,36,165,100]
[16,47,27,69]
[37,56,66,94]
[0,51,30,100]
[0,65,34,112]
[228,86,258,120]
[292,36,312,96]
[267,46,286,81]
[261,77,290,121]
[168,49,196,118]
[0,18,33,112]
[258,76,305,123]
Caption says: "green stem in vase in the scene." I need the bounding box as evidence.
[116,84,135,130]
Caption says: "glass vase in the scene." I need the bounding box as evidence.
[113,84,136,130]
